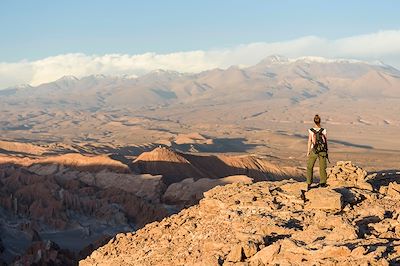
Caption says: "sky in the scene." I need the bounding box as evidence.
[1,0,400,88]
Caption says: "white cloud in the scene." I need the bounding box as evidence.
[1,30,400,88]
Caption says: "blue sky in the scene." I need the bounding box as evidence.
[1,0,400,88]
[1,0,399,61]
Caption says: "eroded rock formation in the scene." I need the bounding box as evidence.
[0,161,168,264]
[133,147,303,185]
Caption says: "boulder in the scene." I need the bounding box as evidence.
[386,182,400,199]
[356,181,374,191]
[351,246,366,257]
[163,175,253,205]
[242,241,258,258]
[279,182,307,198]
[356,205,386,220]
[318,245,351,258]
[305,188,343,211]
[291,225,328,244]
[325,222,358,242]
[395,225,400,237]
[249,243,280,265]
[371,221,391,235]
[226,245,243,262]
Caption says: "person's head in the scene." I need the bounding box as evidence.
[314,114,321,126]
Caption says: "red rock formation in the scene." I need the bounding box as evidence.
[132,147,303,184]
[0,153,130,173]
[133,147,208,184]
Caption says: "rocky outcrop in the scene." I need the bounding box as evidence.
[80,179,400,265]
[0,153,130,173]
[78,171,165,203]
[133,147,209,184]
[0,140,48,155]
[305,188,343,211]
[162,175,253,205]
[382,181,400,199]
[327,161,373,190]
[328,162,400,203]
[133,147,303,185]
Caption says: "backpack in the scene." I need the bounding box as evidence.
[310,128,327,154]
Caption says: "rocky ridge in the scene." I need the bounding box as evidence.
[133,147,302,185]
[81,162,400,265]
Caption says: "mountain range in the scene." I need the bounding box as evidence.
[0,55,399,159]
[2,55,399,111]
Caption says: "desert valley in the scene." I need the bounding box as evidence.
[0,56,399,265]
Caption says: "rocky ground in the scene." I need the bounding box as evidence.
[0,146,304,264]
[81,162,400,265]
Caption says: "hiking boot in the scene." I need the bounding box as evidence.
[319,183,328,188]
[306,184,311,191]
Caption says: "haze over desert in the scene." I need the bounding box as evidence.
[1,1,400,265]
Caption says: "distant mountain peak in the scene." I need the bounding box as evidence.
[257,55,289,65]
[57,75,79,81]
[291,56,365,65]
[14,84,33,89]
[150,69,181,75]
[256,55,370,67]
[120,74,138,79]
[92,74,107,79]
[141,69,186,80]
[252,55,399,71]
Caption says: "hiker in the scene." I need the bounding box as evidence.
[306,114,328,190]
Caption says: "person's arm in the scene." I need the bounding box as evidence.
[307,131,312,156]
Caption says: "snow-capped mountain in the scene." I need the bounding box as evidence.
[1,56,399,111]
